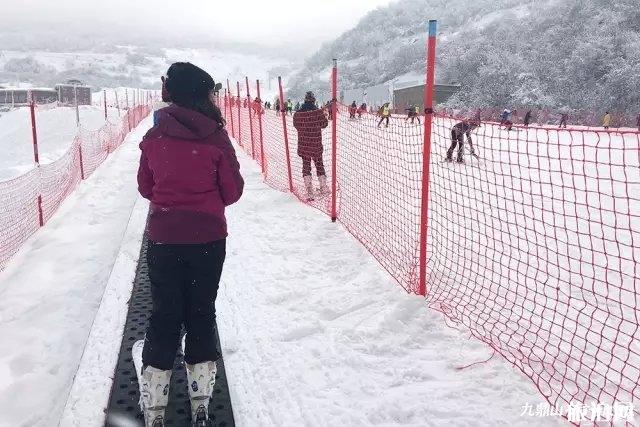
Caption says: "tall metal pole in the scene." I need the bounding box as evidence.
[246,76,255,158]
[103,89,108,121]
[256,79,266,175]
[28,92,44,227]
[236,81,242,145]
[330,59,338,222]
[74,85,80,127]
[418,20,438,297]
[278,76,294,192]
[226,80,235,139]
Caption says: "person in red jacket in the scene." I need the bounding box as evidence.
[136,62,244,427]
[293,91,329,200]
[252,96,263,117]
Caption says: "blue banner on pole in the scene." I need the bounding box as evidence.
[428,20,437,37]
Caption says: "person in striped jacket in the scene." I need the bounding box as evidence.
[293,91,329,200]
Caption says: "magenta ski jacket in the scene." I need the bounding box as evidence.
[137,105,244,244]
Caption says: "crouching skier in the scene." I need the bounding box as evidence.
[446,119,480,163]
[293,91,329,201]
[136,62,244,427]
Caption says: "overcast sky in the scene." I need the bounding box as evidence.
[5,0,395,48]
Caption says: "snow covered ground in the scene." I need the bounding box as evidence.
[0,117,151,427]
[216,143,562,427]
[0,105,122,180]
[0,107,566,425]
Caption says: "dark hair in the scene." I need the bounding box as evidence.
[164,62,225,129]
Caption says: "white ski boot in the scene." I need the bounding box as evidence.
[185,360,217,427]
[132,340,172,427]
[317,175,328,195]
[303,175,314,201]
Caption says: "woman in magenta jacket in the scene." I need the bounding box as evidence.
[135,62,244,427]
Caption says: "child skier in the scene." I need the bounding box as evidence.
[405,105,420,124]
[349,101,357,119]
[603,112,611,129]
[357,102,367,118]
[136,62,244,427]
[377,103,391,128]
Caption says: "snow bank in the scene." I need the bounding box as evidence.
[0,117,152,427]
[0,105,122,180]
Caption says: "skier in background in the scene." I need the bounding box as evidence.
[357,102,367,118]
[325,100,333,120]
[294,101,300,112]
[446,119,480,163]
[293,91,329,201]
[603,111,611,130]
[252,97,262,117]
[136,62,244,427]
[559,112,568,128]
[523,110,532,127]
[152,75,171,126]
[349,101,357,119]
[636,113,640,131]
[274,98,280,115]
[377,103,391,128]
[474,109,482,124]
[286,98,293,115]
[405,104,420,124]
[500,109,510,125]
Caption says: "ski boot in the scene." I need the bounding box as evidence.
[317,175,328,195]
[303,175,314,201]
[186,360,217,427]
[132,340,172,427]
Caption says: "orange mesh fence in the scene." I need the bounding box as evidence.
[226,82,640,423]
[0,103,150,270]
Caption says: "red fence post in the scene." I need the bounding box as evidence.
[331,59,338,222]
[226,80,235,139]
[256,79,266,175]
[418,20,438,297]
[236,81,242,145]
[278,76,294,192]
[29,99,40,165]
[78,142,85,180]
[125,89,131,132]
[103,89,108,121]
[246,76,256,159]
[29,96,44,227]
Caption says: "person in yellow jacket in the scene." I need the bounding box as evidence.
[603,112,611,129]
[377,103,391,128]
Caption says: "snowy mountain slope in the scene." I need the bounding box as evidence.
[0,46,295,95]
[287,0,640,113]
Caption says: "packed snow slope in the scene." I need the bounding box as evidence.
[0,117,151,427]
[217,150,561,426]
[0,120,561,425]
[288,0,640,112]
[0,105,121,180]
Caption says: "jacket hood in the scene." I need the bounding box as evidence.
[298,102,318,112]
[156,104,218,140]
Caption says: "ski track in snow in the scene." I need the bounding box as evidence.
[217,149,562,426]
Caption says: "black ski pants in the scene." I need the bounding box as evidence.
[143,240,226,370]
[447,130,465,161]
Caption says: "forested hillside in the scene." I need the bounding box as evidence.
[288,0,640,113]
